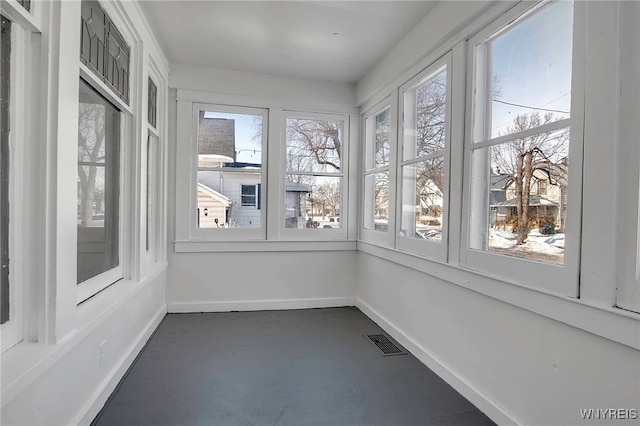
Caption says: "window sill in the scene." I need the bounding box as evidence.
[357,241,640,351]
[174,239,357,253]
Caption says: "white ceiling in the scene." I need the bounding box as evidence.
[139,1,439,84]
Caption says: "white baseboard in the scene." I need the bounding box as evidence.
[168,296,356,313]
[355,297,519,426]
[76,304,168,426]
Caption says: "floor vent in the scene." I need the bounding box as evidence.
[364,334,407,356]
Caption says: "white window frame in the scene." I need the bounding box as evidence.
[0,9,28,352]
[460,0,584,297]
[142,58,165,269]
[397,53,452,262]
[615,0,640,313]
[76,70,131,304]
[76,0,138,304]
[240,184,260,208]
[361,99,396,247]
[279,110,349,240]
[187,102,268,241]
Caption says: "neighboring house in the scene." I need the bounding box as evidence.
[284,181,311,228]
[197,168,262,228]
[490,169,565,231]
[197,113,308,228]
[418,179,443,225]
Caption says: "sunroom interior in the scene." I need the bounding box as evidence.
[1,0,639,425]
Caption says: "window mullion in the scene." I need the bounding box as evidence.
[473,118,572,149]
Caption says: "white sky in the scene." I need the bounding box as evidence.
[490,0,573,137]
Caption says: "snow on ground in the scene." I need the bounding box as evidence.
[489,229,565,254]
[416,226,442,241]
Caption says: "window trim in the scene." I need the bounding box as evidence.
[188,102,268,240]
[142,58,167,272]
[396,53,452,262]
[76,0,137,304]
[240,184,260,208]
[1,13,26,352]
[361,99,395,247]
[76,73,128,304]
[279,110,350,240]
[459,0,584,297]
[612,1,640,312]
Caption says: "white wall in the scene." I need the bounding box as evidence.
[167,67,359,312]
[2,274,167,426]
[167,251,356,312]
[170,64,356,110]
[354,1,640,425]
[356,252,639,425]
[1,1,170,424]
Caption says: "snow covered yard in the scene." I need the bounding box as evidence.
[488,229,565,265]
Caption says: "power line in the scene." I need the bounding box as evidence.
[492,99,570,115]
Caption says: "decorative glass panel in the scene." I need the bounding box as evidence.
[80,0,130,104]
[148,77,157,127]
[18,1,31,12]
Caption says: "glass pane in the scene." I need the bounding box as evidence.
[285,175,341,229]
[403,68,447,161]
[364,173,389,231]
[472,127,570,265]
[77,79,120,284]
[198,110,263,167]
[366,108,390,170]
[0,15,10,324]
[483,0,573,139]
[401,159,444,241]
[197,171,261,229]
[148,77,157,127]
[146,132,158,252]
[286,118,343,173]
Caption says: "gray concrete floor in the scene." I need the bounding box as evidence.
[92,307,495,426]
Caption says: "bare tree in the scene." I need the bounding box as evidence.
[492,112,569,244]
[286,119,342,172]
[315,181,340,217]
[410,70,447,201]
[77,103,106,226]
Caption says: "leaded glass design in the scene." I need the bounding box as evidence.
[17,0,31,12]
[148,77,157,127]
[80,0,130,104]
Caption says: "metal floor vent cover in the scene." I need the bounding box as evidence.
[364,334,407,356]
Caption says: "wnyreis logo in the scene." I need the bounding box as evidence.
[579,408,638,420]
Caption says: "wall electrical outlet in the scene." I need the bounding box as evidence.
[98,340,106,369]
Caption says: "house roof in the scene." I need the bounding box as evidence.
[198,112,236,161]
[491,194,559,208]
[491,173,513,191]
[285,182,310,193]
[197,183,231,206]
